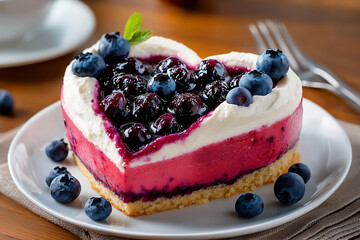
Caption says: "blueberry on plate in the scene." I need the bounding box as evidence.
[235,193,264,218]
[45,139,69,162]
[50,174,81,203]
[85,197,112,221]
[0,89,14,115]
[288,163,311,184]
[274,172,305,205]
[239,70,273,96]
[98,32,130,63]
[148,73,176,98]
[45,166,70,187]
[71,52,106,78]
[256,49,290,84]
[226,87,253,107]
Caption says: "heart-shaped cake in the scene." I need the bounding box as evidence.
[61,31,302,216]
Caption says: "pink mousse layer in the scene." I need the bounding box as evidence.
[62,99,303,203]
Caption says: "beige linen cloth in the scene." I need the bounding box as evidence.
[0,121,359,240]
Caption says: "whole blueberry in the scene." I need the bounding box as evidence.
[97,65,115,97]
[98,32,130,63]
[148,73,176,98]
[150,113,184,136]
[167,66,195,92]
[194,59,230,84]
[0,90,14,115]
[114,57,147,75]
[200,80,229,108]
[189,70,204,91]
[155,57,187,73]
[45,139,69,162]
[274,172,305,205]
[121,123,151,152]
[226,87,253,107]
[85,197,112,221]
[45,166,70,187]
[239,70,273,96]
[132,93,163,122]
[235,193,264,218]
[71,52,106,78]
[50,174,81,203]
[256,49,290,84]
[288,163,311,184]
[229,73,245,88]
[170,93,206,122]
[113,74,147,98]
[100,91,129,124]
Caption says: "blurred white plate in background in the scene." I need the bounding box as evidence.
[0,0,95,68]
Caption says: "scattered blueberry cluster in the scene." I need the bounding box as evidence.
[227,49,289,107]
[45,139,112,221]
[274,163,311,205]
[71,31,290,153]
[235,163,311,218]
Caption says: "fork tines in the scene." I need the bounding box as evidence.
[249,20,308,72]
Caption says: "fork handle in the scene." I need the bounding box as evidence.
[312,66,360,113]
[337,85,360,113]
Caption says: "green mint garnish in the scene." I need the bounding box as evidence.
[124,13,151,45]
[128,30,151,45]
[124,13,142,40]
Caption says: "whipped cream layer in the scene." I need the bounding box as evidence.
[61,36,302,171]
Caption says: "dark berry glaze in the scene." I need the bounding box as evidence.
[92,55,250,162]
[225,65,251,77]
[137,55,198,70]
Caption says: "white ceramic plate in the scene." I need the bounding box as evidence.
[0,0,95,68]
[8,99,352,239]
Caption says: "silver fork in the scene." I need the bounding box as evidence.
[249,20,360,113]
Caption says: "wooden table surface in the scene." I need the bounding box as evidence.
[0,0,359,239]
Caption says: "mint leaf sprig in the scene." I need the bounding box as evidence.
[124,13,152,46]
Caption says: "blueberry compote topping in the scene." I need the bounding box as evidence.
[200,80,229,108]
[167,66,195,92]
[121,123,152,151]
[132,92,163,123]
[150,113,184,136]
[100,92,129,127]
[155,57,186,73]
[114,57,147,75]
[148,73,176,98]
[113,74,147,98]
[169,93,207,125]
[193,59,230,85]
[94,56,251,152]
